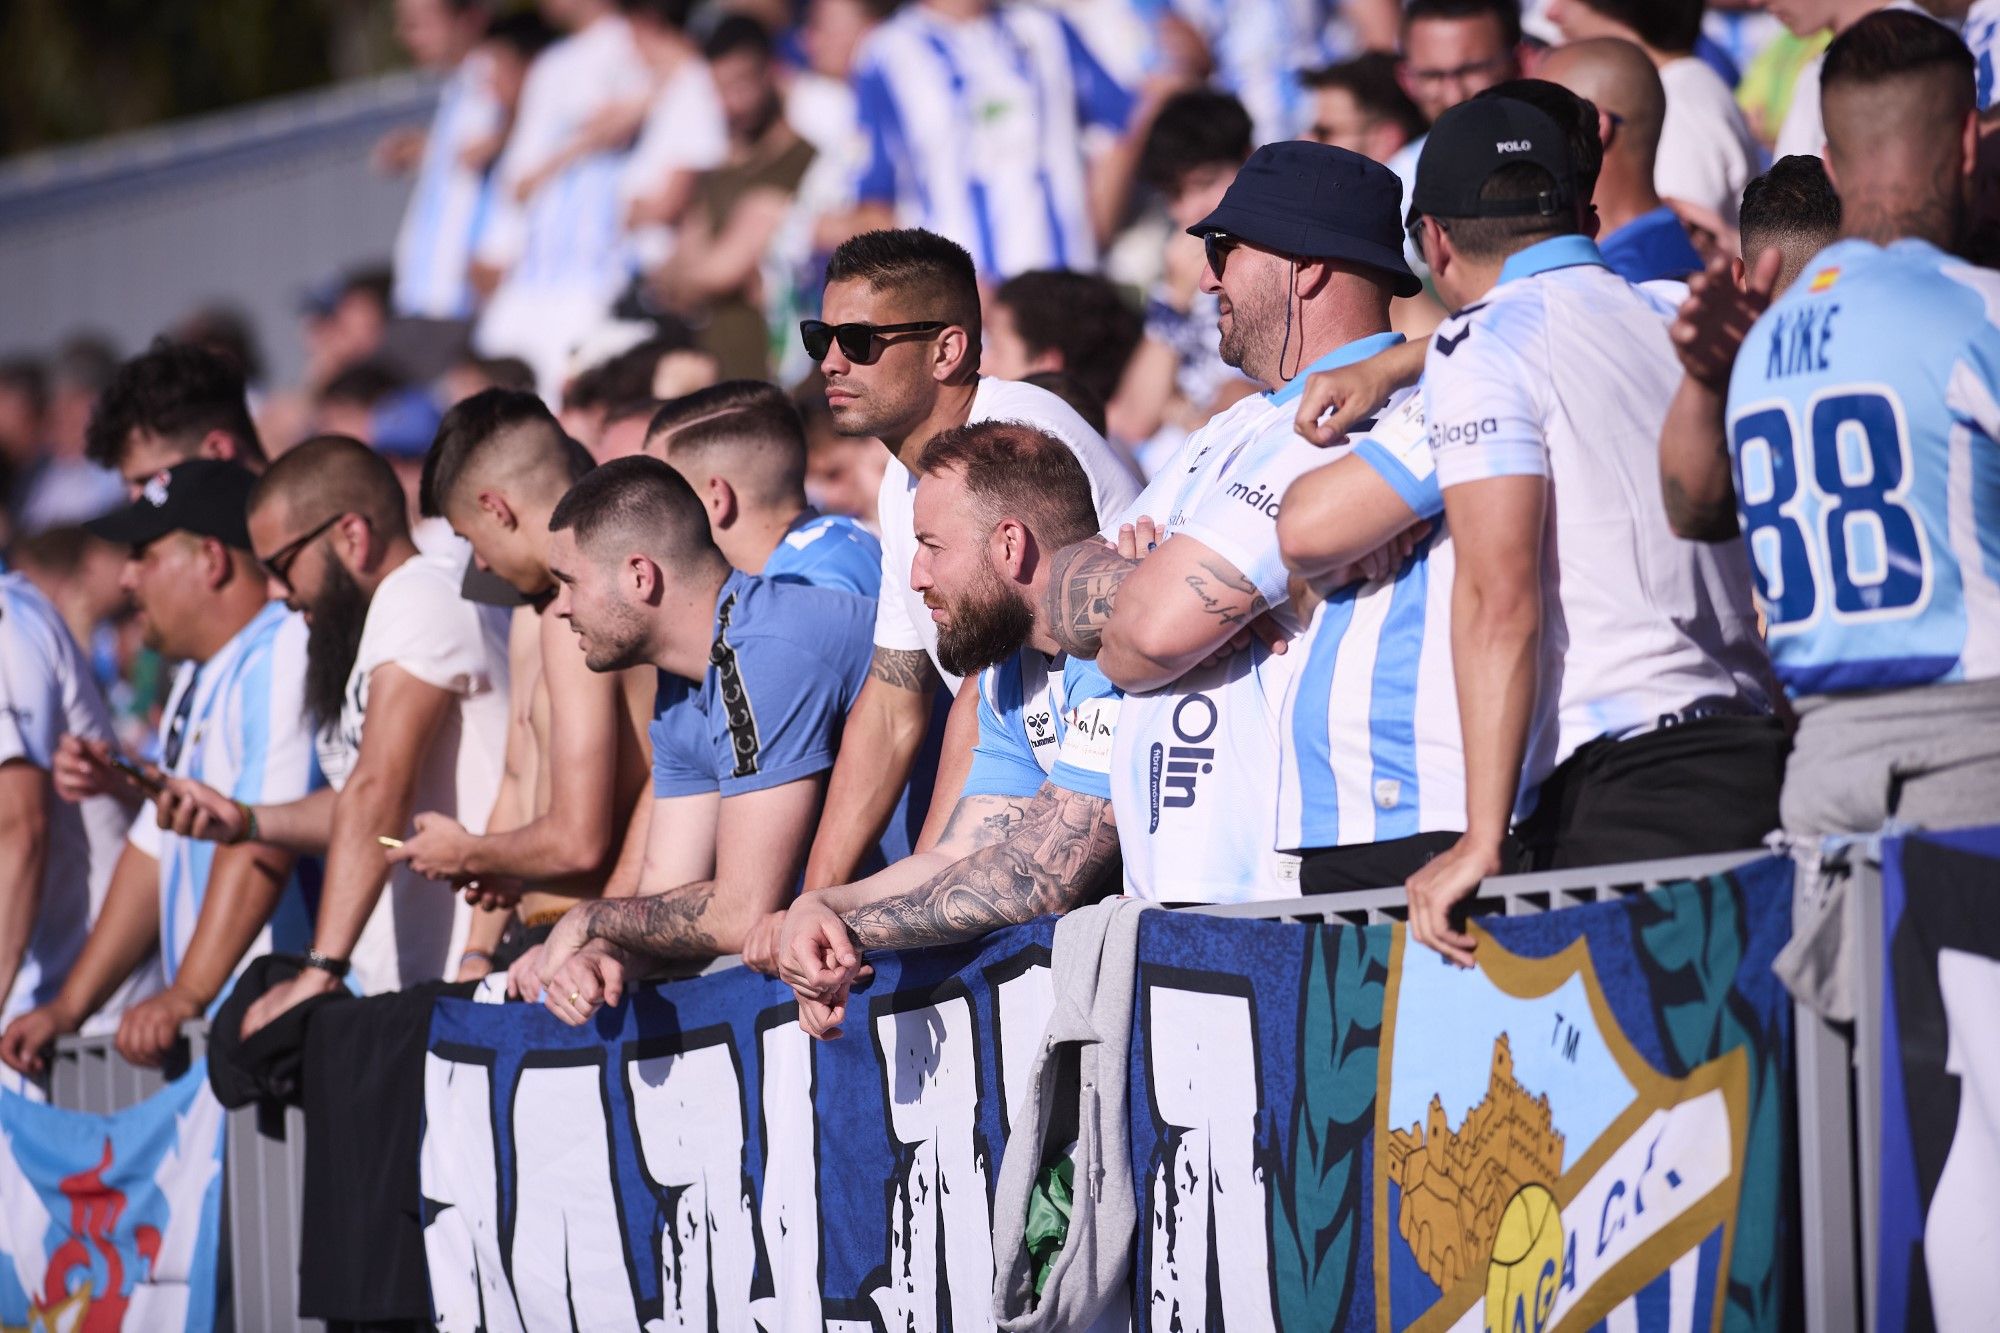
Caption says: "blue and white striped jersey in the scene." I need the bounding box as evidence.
[1276,389,1470,852]
[1968,0,2000,109]
[1426,236,1775,787]
[127,603,323,986]
[475,15,650,297]
[0,575,154,1032]
[850,3,1134,279]
[962,648,1089,799]
[1725,239,2000,696]
[392,60,500,320]
[762,512,882,599]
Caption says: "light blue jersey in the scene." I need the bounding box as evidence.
[1725,238,2000,695]
[762,512,883,599]
[962,649,1089,799]
[128,602,324,984]
[1969,1,2000,110]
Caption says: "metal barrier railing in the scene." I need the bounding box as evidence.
[42,849,1861,1333]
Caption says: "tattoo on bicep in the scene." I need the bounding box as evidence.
[1184,556,1268,629]
[586,881,719,959]
[869,646,941,692]
[1043,540,1139,659]
[842,787,1119,949]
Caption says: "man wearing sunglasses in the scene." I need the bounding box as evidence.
[797,228,1139,896]
[0,461,322,1081]
[152,438,512,1037]
[1039,140,1439,906]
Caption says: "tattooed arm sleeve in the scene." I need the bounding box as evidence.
[1042,539,1141,660]
[839,783,1121,950]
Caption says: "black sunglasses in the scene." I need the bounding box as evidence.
[1204,230,1242,279]
[799,319,947,365]
[258,511,346,590]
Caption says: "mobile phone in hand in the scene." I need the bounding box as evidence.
[107,753,166,798]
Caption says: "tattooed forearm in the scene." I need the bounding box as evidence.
[1184,555,1268,629]
[583,881,719,959]
[842,787,1119,949]
[868,646,942,692]
[1043,539,1139,659]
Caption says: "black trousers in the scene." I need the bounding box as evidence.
[1298,830,1528,894]
[1516,715,1790,871]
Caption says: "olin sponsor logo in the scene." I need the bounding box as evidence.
[1148,693,1217,832]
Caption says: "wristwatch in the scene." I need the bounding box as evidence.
[302,948,350,979]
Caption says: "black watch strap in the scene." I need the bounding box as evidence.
[302,948,350,979]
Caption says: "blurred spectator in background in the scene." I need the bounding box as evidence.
[300,267,394,397]
[1109,89,1254,475]
[10,527,129,694]
[560,328,709,453]
[473,0,651,393]
[619,0,728,272]
[461,10,558,176]
[838,0,1141,280]
[440,353,538,408]
[313,362,407,445]
[795,377,885,530]
[13,338,125,535]
[83,339,267,488]
[1546,0,1765,233]
[1302,52,1428,162]
[594,397,659,461]
[1542,41,1707,283]
[0,361,48,541]
[377,0,499,326]
[981,270,1143,424]
[169,306,267,393]
[651,16,815,381]
[1765,0,1965,160]
[1390,0,1526,199]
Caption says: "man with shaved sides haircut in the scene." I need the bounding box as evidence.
[371,390,657,984]
[153,436,511,1030]
[1542,38,1705,286]
[527,456,883,1022]
[1706,11,2000,837]
[645,380,882,596]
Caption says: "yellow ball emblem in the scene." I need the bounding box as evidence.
[1484,1183,1563,1333]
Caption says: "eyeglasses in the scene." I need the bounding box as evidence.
[799,319,947,364]
[257,512,346,590]
[1204,230,1243,279]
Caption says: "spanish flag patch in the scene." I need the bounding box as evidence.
[1810,267,1841,293]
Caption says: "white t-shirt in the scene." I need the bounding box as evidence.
[1423,237,1775,791]
[872,376,1140,693]
[0,576,152,1033]
[1656,56,1764,230]
[318,552,511,994]
[620,59,729,267]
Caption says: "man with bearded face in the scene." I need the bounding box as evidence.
[776,420,1124,1038]
[151,438,512,1033]
[0,461,320,1081]
[524,456,883,1025]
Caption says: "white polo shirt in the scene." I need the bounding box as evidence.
[873,376,1139,694]
[1424,236,1775,793]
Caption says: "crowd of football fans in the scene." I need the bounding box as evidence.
[0,0,1996,1075]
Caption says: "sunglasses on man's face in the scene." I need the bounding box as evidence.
[1204,231,1243,279]
[799,319,947,365]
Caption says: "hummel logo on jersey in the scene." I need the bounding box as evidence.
[1024,709,1055,747]
[1434,327,1472,357]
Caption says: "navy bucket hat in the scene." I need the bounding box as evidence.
[1189,141,1423,298]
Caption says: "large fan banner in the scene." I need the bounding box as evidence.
[1877,825,2000,1332]
[419,854,1794,1331]
[0,1062,226,1332]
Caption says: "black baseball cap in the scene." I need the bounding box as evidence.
[1410,97,1579,223]
[1188,141,1422,298]
[84,459,256,551]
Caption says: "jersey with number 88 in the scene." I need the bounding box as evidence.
[1726,238,2000,697]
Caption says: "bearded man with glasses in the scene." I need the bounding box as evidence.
[147,437,512,1032]
[794,227,1138,898]
[0,460,321,1082]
